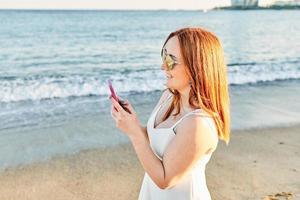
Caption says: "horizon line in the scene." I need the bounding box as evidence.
[0,8,219,11]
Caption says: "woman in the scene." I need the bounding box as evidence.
[109,27,230,200]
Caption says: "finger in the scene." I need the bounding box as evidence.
[110,104,116,114]
[111,110,122,123]
[111,104,119,116]
[111,112,116,120]
[109,95,118,112]
[119,99,131,113]
[111,105,120,117]
[123,100,135,114]
[111,97,125,113]
[110,106,116,119]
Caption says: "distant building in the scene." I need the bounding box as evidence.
[231,0,299,7]
[258,0,275,7]
[258,0,300,7]
[231,0,259,6]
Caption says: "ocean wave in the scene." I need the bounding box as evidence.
[0,62,299,103]
[228,61,300,85]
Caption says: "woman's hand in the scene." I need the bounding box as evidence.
[109,96,143,140]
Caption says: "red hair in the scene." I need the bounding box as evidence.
[161,27,231,145]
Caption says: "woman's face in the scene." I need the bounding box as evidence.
[161,36,190,91]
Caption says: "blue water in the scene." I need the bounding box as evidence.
[1,10,300,103]
[1,10,300,130]
[0,10,300,171]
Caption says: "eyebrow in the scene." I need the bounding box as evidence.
[169,54,178,60]
[161,48,178,60]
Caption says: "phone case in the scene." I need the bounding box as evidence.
[108,79,131,114]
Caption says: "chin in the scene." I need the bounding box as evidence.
[165,80,171,87]
[166,84,175,90]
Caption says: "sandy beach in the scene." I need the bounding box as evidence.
[0,124,299,200]
[0,8,300,200]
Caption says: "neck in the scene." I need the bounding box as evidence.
[177,86,193,113]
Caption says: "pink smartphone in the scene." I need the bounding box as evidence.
[107,79,131,114]
[108,79,120,102]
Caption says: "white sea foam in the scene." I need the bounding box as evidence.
[1,62,300,103]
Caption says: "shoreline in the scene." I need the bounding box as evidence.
[0,124,299,200]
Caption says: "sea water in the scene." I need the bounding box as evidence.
[0,10,299,171]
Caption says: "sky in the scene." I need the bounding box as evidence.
[0,0,231,10]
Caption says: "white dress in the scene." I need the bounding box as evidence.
[138,93,219,200]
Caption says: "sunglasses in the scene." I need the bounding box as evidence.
[161,48,181,71]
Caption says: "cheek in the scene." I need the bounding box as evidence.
[170,69,189,85]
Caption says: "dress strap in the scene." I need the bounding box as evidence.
[171,110,209,129]
[171,110,214,134]
[156,93,217,136]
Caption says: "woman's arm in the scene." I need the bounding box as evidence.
[128,89,171,189]
[129,131,166,189]
[141,125,149,144]
[110,99,165,187]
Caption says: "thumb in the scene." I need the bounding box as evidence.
[124,99,135,114]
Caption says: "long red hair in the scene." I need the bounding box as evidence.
[161,27,231,145]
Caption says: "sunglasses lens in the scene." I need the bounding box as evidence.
[165,55,175,70]
[161,50,177,71]
[167,63,173,70]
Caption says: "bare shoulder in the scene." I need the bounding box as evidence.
[175,112,218,153]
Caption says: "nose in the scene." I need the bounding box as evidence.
[161,63,167,71]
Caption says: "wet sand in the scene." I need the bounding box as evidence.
[0,125,299,200]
